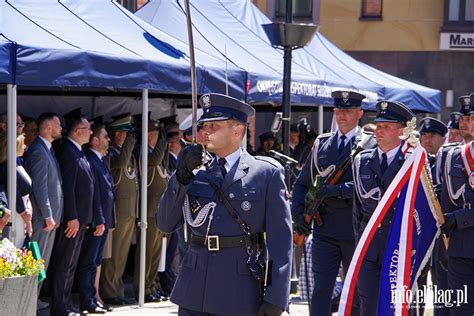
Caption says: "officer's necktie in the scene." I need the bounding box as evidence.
[338,135,346,153]
[380,152,388,173]
[218,158,227,178]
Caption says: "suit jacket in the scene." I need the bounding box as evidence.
[157,150,292,313]
[56,139,94,225]
[86,148,115,229]
[292,129,376,240]
[24,137,63,223]
[440,144,474,258]
[0,161,32,214]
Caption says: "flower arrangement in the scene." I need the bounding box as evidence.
[0,238,44,279]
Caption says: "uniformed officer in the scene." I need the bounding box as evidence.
[156,93,292,316]
[447,112,463,143]
[352,100,414,315]
[100,113,138,305]
[132,117,169,302]
[292,91,375,316]
[439,92,474,315]
[256,131,278,156]
[431,98,471,316]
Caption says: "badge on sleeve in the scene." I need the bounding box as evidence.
[241,201,251,211]
[190,200,201,213]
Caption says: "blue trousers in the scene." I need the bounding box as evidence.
[448,256,474,315]
[76,228,108,308]
[310,236,359,316]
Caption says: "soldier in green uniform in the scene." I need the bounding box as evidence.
[132,118,169,302]
[100,113,138,305]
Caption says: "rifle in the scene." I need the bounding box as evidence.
[293,133,374,247]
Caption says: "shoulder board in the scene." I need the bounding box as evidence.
[359,148,374,155]
[254,155,282,168]
[316,132,334,140]
[442,142,460,149]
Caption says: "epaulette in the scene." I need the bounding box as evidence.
[441,142,460,149]
[255,155,282,169]
[358,148,374,156]
[316,132,334,140]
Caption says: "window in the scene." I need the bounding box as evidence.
[443,0,474,30]
[275,0,313,19]
[360,0,383,19]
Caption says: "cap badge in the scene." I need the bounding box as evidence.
[425,119,430,129]
[342,91,349,103]
[380,102,388,111]
[201,95,211,108]
[464,98,470,106]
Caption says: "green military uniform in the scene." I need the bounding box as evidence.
[133,125,169,297]
[100,119,138,300]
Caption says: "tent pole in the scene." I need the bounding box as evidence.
[318,105,323,135]
[138,88,149,307]
[6,84,17,242]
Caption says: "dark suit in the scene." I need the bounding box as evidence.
[292,129,374,315]
[0,161,32,214]
[49,138,94,316]
[352,145,406,315]
[77,148,115,309]
[23,136,63,291]
[157,150,292,314]
[440,144,474,315]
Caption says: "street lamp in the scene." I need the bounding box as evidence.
[262,2,319,158]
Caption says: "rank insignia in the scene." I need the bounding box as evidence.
[342,91,349,103]
[190,200,201,213]
[241,201,251,211]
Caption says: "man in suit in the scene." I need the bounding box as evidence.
[49,108,95,316]
[439,92,474,315]
[292,91,374,316]
[133,118,168,302]
[352,101,414,315]
[23,112,63,301]
[76,119,115,314]
[157,93,292,316]
[100,113,138,305]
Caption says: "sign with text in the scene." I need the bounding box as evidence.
[440,32,474,50]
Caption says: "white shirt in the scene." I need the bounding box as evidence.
[90,148,103,160]
[38,136,52,150]
[337,126,360,148]
[377,144,401,166]
[67,137,83,152]
[218,148,242,173]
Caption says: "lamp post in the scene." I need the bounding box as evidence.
[263,1,319,157]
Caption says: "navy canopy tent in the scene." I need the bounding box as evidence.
[137,0,441,112]
[0,0,245,97]
[0,37,13,84]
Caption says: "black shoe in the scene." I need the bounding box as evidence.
[82,304,107,314]
[96,301,114,312]
[155,288,169,301]
[102,297,126,306]
[136,293,160,303]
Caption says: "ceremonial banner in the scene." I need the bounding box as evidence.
[339,144,440,316]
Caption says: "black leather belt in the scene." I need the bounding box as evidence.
[361,213,392,227]
[190,233,264,251]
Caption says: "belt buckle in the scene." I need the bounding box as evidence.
[207,235,220,251]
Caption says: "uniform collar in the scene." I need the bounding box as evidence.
[217,147,242,173]
[377,144,401,165]
[337,126,359,140]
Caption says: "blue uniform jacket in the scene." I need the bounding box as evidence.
[156,150,292,314]
[352,146,405,260]
[85,149,115,229]
[440,145,474,258]
[292,130,375,240]
[56,139,94,225]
